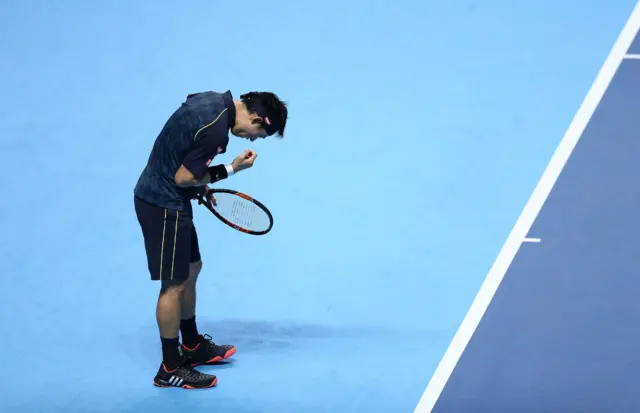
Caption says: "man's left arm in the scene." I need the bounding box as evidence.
[174,123,233,188]
[175,163,233,187]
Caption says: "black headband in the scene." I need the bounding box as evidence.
[248,100,286,137]
[250,104,275,136]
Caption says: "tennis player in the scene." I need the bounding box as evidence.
[133,90,288,389]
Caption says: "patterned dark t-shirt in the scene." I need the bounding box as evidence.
[134,90,236,211]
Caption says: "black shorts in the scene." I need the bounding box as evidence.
[134,196,201,281]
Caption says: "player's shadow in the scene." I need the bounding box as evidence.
[194,318,392,351]
[120,318,390,368]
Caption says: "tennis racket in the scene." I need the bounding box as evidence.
[196,188,274,235]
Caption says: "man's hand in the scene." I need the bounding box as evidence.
[199,185,217,207]
[231,149,257,173]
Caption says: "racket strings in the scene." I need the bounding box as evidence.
[230,198,257,229]
[213,193,271,232]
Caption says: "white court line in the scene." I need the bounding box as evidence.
[412,3,640,412]
[624,53,640,58]
[523,237,541,243]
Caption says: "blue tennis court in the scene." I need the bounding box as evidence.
[1,1,638,412]
[417,4,640,412]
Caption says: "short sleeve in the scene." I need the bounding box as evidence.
[181,121,229,179]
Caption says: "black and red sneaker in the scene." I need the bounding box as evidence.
[182,334,236,366]
[153,358,217,389]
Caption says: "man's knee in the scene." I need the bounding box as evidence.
[188,259,203,281]
[160,278,188,296]
[160,260,201,294]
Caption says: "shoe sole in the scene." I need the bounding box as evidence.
[153,377,218,389]
[190,346,237,366]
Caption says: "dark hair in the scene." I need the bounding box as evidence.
[240,91,288,137]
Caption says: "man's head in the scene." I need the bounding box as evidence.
[231,92,288,141]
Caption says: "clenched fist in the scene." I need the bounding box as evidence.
[231,149,257,173]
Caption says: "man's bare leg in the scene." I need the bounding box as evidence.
[180,260,203,349]
[157,280,187,369]
[153,275,217,389]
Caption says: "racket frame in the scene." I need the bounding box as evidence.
[196,188,274,235]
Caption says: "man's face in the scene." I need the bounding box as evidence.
[231,112,268,141]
